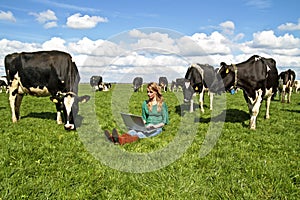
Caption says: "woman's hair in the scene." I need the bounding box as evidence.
[147,82,164,112]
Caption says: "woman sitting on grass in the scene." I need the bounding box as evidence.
[105,82,169,144]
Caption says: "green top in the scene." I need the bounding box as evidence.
[141,100,169,125]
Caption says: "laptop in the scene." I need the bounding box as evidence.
[120,113,157,134]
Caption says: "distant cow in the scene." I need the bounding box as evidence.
[278,69,296,103]
[90,76,103,90]
[293,80,300,93]
[90,76,111,92]
[212,55,278,130]
[0,77,8,93]
[5,50,90,130]
[171,78,185,92]
[133,77,143,92]
[159,77,168,92]
[184,63,216,113]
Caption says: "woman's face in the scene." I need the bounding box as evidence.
[147,88,156,100]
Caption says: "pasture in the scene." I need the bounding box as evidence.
[0,83,299,199]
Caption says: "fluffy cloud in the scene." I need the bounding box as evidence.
[220,21,235,35]
[66,13,108,29]
[29,9,58,28]
[42,37,67,51]
[278,18,300,31]
[44,21,58,29]
[1,26,300,83]
[0,10,16,22]
[250,30,300,49]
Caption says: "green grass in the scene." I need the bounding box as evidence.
[0,84,299,199]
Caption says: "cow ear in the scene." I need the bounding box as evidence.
[50,96,59,103]
[78,95,90,103]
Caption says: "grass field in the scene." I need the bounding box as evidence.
[0,84,299,199]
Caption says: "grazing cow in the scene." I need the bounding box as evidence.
[0,76,8,93]
[0,79,8,93]
[5,50,90,130]
[90,76,103,91]
[183,63,216,113]
[170,78,185,92]
[293,80,300,93]
[159,77,168,92]
[133,77,143,92]
[212,55,278,130]
[278,69,296,103]
[90,76,110,91]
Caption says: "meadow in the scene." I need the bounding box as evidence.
[0,84,299,199]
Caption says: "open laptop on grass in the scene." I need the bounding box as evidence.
[120,112,157,134]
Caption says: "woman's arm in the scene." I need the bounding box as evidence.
[146,122,164,129]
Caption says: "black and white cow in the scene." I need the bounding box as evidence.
[293,80,300,93]
[0,77,8,93]
[90,75,103,91]
[278,69,296,103]
[90,75,110,91]
[133,77,143,92]
[159,77,168,92]
[183,63,216,113]
[212,55,278,130]
[170,78,185,92]
[5,50,90,130]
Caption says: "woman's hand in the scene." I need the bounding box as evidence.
[147,123,164,129]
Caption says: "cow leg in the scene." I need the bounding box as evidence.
[209,92,214,111]
[199,91,204,113]
[190,99,194,113]
[248,90,263,130]
[288,86,292,103]
[8,78,23,122]
[56,110,63,124]
[9,92,24,122]
[265,88,274,119]
[281,85,286,103]
[265,96,271,119]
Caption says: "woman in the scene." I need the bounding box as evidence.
[104,82,169,144]
[128,82,169,138]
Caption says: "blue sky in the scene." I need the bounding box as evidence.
[1,0,300,82]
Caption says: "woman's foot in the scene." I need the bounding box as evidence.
[112,128,119,144]
[104,130,114,142]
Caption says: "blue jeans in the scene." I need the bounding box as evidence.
[127,128,162,138]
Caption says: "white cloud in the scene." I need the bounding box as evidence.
[42,37,67,51]
[66,13,108,29]
[250,30,300,49]
[190,31,232,55]
[29,9,57,23]
[278,18,300,31]
[1,28,300,82]
[0,10,16,22]
[44,21,57,29]
[220,21,235,35]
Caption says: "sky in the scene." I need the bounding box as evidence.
[0,0,300,83]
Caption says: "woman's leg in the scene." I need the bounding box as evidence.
[146,128,162,137]
[127,130,147,138]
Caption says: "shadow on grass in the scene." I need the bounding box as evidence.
[281,108,300,113]
[23,112,84,128]
[195,108,249,124]
[175,103,200,116]
[23,112,56,120]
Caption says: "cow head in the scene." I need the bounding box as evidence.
[50,93,90,130]
[183,66,203,102]
[211,62,235,93]
[183,80,202,102]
